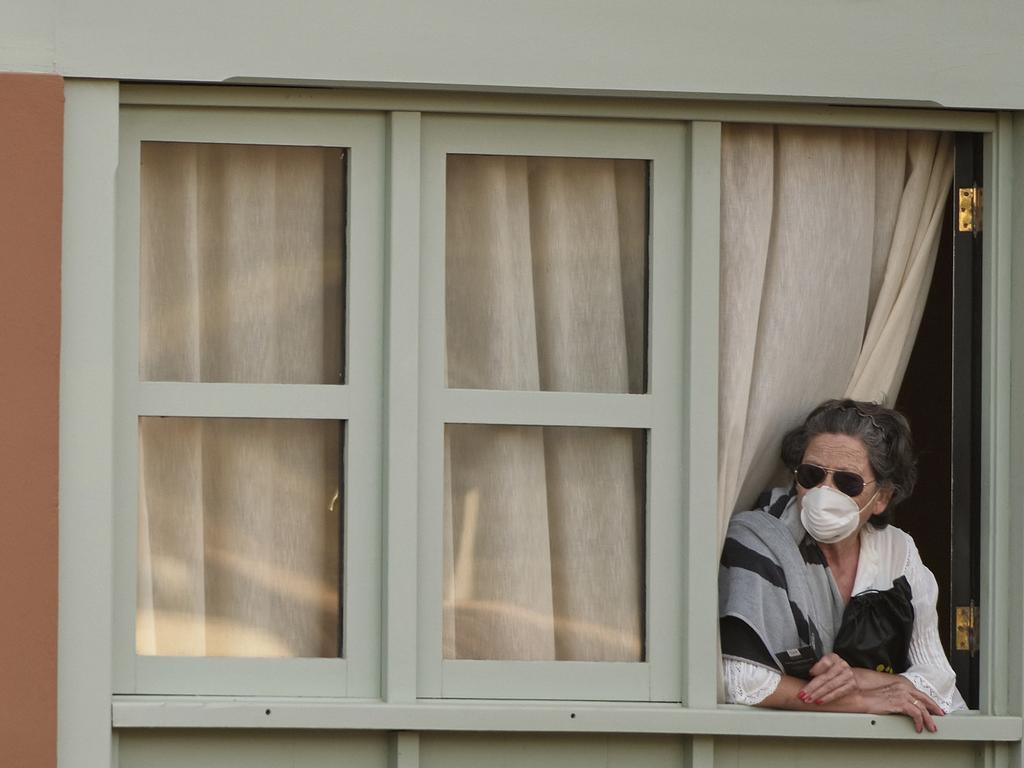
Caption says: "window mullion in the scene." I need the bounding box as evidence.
[440,390,653,428]
[136,382,353,419]
[382,110,424,703]
[415,115,448,698]
[680,120,721,708]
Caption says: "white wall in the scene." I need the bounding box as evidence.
[1,0,55,72]
[3,0,1024,108]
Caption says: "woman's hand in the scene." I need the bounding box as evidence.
[798,653,857,704]
[860,681,944,733]
[799,659,944,731]
[760,668,943,732]
[852,667,902,691]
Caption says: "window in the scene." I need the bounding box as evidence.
[93,89,1003,727]
[113,108,690,702]
[411,116,687,700]
[113,107,385,696]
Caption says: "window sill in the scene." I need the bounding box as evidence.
[111,696,1021,742]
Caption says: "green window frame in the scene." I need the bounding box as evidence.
[413,114,691,701]
[59,84,1023,756]
[112,106,387,697]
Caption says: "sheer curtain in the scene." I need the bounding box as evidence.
[443,155,647,661]
[717,126,954,544]
[136,142,344,657]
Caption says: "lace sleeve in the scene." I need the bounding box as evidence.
[900,542,968,713]
[723,657,781,705]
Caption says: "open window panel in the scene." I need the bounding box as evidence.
[893,132,982,709]
[415,115,688,701]
[112,107,386,697]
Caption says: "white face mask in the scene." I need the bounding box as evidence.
[799,485,879,544]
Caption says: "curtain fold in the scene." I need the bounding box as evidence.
[847,132,955,401]
[717,126,954,546]
[136,142,344,657]
[443,156,556,660]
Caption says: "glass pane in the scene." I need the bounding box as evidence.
[443,424,646,661]
[137,417,343,658]
[139,142,346,384]
[445,155,649,393]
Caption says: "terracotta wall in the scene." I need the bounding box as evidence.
[0,72,63,768]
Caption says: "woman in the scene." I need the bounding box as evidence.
[719,399,966,732]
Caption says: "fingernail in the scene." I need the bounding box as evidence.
[797,692,806,701]
[815,699,823,705]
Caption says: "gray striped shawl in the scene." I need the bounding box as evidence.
[719,487,846,675]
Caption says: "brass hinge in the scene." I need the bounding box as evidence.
[955,602,979,654]
[958,186,982,233]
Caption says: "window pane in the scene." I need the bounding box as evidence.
[139,142,346,384]
[445,155,649,393]
[137,417,342,658]
[443,424,646,661]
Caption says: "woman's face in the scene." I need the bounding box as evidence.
[797,432,891,530]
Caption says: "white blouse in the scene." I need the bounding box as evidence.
[723,523,967,712]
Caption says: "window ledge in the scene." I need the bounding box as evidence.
[111,696,1022,742]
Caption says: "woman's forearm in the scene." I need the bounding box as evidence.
[757,674,866,712]
[756,671,941,732]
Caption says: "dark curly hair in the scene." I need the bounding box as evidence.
[779,399,917,529]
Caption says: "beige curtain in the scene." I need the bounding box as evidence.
[442,155,646,661]
[136,142,344,657]
[717,126,954,544]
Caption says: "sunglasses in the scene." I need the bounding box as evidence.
[794,463,876,498]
